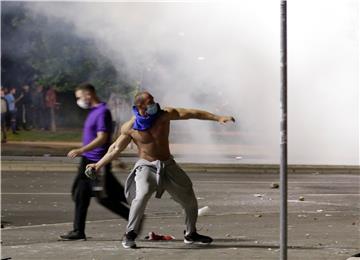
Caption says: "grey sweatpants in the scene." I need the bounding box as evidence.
[127,160,198,235]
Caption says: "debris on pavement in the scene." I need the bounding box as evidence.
[145,232,175,241]
[198,206,210,216]
[270,183,279,189]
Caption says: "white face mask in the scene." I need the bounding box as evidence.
[146,103,159,115]
[77,99,91,109]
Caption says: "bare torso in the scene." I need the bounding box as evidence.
[125,112,172,161]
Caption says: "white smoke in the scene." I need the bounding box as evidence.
[24,0,358,165]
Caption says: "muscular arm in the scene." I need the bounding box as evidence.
[93,133,131,170]
[91,119,134,171]
[164,107,235,123]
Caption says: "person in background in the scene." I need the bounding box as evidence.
[1,87,9,143]
[15,86,24,131]
[4,87,23,134]
[107,92,132,138]
[32,84,45,130]
[45,85,57,131]
[18,85,32,130]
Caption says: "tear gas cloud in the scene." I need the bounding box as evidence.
[15,1,359,165]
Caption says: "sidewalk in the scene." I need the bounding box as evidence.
[1,141,359,174]
[1,140,261,157]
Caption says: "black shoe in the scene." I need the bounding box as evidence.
[184,231,213,245]
[59,230,86,240]
[122,230,137,249]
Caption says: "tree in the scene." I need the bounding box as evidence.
[1,2,136,97]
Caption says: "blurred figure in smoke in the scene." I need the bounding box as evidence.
[15,86,24,131]
[45,85,57,132]
[1,87,9,143]
[32,84,45,130]
[4,87,22,134]
[86,91,235,249]
[60,83,130,241]
[18,85,33,130]
[2,87,11,130]
[107,92,132,138]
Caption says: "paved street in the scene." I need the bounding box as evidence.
[1,160,359,259]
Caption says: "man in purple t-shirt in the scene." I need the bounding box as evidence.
[60,83,129,240]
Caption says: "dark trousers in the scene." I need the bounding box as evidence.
[23,104,32,129]
[33,107,44,129]
[71,157,130,233]
[9,111,17,133]
[1,113,7,141]
[16,104,32,129]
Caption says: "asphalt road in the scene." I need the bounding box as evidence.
[1,167,359,259]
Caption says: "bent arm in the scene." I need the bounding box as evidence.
[15,95,23,103]
[81,132,109,153]
[164,107,235,123]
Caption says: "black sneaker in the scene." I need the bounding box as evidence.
[184,231,213,245]
[59,230,86,241]
[122,230,137,249]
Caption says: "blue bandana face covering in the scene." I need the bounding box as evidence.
[132,103,162,131]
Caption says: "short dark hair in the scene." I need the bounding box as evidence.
[76,83,96,94]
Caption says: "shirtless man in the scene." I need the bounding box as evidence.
[86,91,235,249]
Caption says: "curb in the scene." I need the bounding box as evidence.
[2,160,359,174]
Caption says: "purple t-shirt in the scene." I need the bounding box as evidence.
[82,103,112,162]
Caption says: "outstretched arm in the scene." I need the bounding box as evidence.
[93,134,131,171]
[87,120,133,171]
[164,107,235,123]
